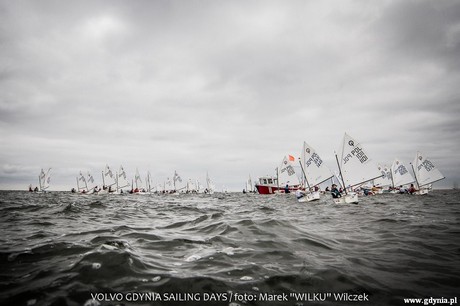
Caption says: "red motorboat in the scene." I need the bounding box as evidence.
[255,176,300,194]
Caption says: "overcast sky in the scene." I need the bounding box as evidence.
[1,0,459,191]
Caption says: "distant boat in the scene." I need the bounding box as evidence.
[38,168,51,192]
[76,171,87,193]
[391,158,415,192]
[255,155,301,194]
[254,175,280,194]
[334,133,382,204]
[100,164,117,194]
[411,151,445,195]
[244,174,254,193]
[76,171,98,194]
[373,164,392,193]
[117,165,131,193]
[298,141,333,202]
[205,172,215,194]
[145,171,155,194]
[131,168,146,194]
[186,179,197,193]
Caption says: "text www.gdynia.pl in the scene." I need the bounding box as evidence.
[403,297,457,305]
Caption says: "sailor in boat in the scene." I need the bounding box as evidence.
[29,185,33,192]
[398,185,408,194]
[371,185,380,194]
[408,184,416,194]
[34,186,39,192]
[331,184,342,198]
[295,188,305,200]
[284,184,290,193]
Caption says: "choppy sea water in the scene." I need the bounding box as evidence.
[0,190,459,306]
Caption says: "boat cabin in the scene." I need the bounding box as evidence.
[258,176,278,186]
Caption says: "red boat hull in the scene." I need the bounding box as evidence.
[255,184,299,194]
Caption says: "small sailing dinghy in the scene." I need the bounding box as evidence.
[100,164,117,194]
[205,172,215,194]
[38,168,51,192]
[391,158,415,192]
[131,168,146,194]
[298,141,334,202]
[334,133,383,204]
[411,152,445,195]
[244,175,254,193]
[372,165,392,193]
[117,165,131,194]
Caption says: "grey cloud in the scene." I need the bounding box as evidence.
[1,0,459,190]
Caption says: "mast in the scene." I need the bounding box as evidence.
[390,168,395,189]
[276,167,280,190]
[410,163,420,189]
[116,172,119,192]
[298,159,311,190]
[102,171,105,187]
[335,152,348,195]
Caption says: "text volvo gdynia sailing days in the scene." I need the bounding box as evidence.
[90,292,229,302]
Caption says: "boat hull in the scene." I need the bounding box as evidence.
[414,188,430,195]
[255,184,299,195]
[333,192,358,204]
[298,191,321,202]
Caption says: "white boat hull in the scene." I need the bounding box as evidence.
[298,191,321,202]
[333,192,358,204]
[414,188,430,195]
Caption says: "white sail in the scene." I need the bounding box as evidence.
[173,170,185,191]
[87,172,98,192]
[337,133,382,188]
[135,168,143,189]
[301,142,334,187]
[373,164,392,187]
[101,164,117,193]
[165,177,173,192]
[145,171,153,192]
[206,172,215,194]
[186,179,196,193]
[39,168,51,191]
[77,171,88,192]
[278,155,301,187]
[391,158,415,187]
[118,165,131,190]
[246,175,253,192]
[412,152,445,188]
[196,180,205,193]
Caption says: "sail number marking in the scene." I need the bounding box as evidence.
[306,153,323,168]
[343,147,368,164]
[418,160,434,172]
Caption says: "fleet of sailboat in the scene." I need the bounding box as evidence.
[30,134,447,201]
